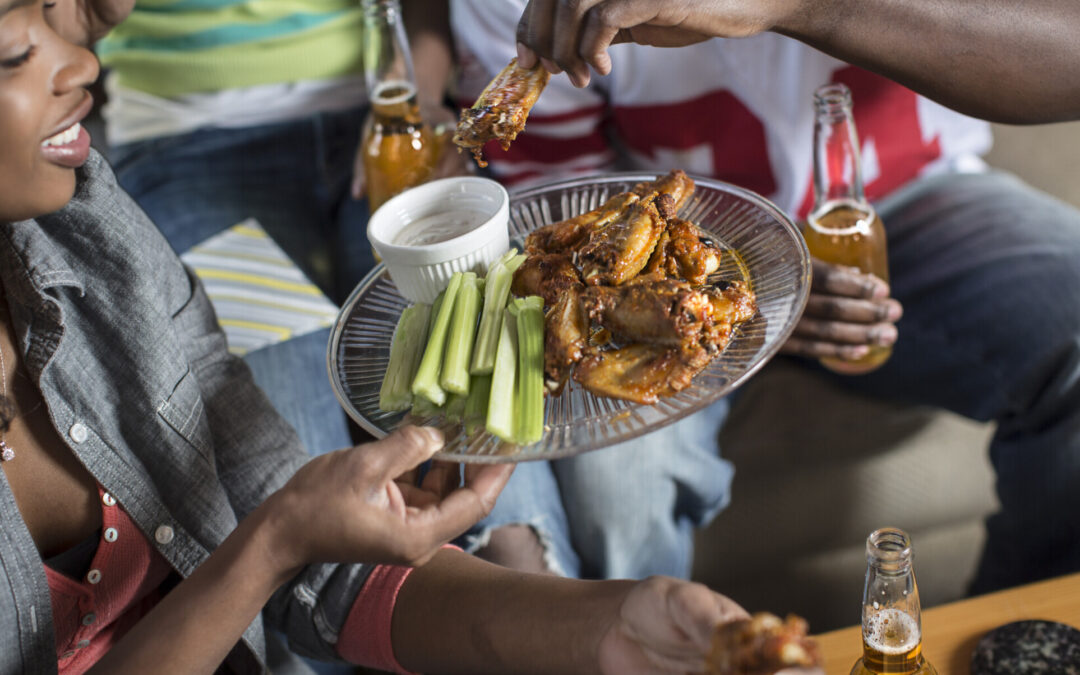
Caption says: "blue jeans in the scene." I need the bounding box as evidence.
[460,397,735,580]
[108,108,373,457]
[470,170,1080,593]
[848,170,1080,594]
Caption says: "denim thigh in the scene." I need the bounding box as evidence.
[836,170,1080,592]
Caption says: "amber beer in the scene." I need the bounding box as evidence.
[362,80,440,214]
[852,608,931,674]
[802,198,891,373]
[850,528,938,675]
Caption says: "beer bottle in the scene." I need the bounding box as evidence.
[803,83,891,374]
[850,528,938,675]
[360,0,440,215]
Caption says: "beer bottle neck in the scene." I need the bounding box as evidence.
[861,528,925,639]
[812,83,866,209]
[361,0,417,96]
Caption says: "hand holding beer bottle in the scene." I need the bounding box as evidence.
[786,83,902,373]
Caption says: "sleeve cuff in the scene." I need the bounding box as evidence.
[337,545,462,673]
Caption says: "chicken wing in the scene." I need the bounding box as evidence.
[707,613,821,675]
[578,194,674,286]
[524,192,640,255]
[643,217,722,285]
[544,290,590,394]
[632,169,695,211]
[572,343,712,404]
[582,279,717,351]
[511,252,582,305]
[453,58,549,168]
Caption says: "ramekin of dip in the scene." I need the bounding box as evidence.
[367,176,510,303]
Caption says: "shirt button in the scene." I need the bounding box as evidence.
[69,423,89,443]
[81,613,96,626]
[103,528,118,543]
[76,640,90,649]
[86,569,102,584]
[155,525,174,545]
[102,493,116,507]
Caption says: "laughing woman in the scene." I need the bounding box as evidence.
[0,2,752,674]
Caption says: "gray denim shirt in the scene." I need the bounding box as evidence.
[0,152,375,674]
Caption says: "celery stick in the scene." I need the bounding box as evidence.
[444,392,467,423]
[411,273,463,406]
[440,272,481,396]
[411,394,443,419]
[464,374,491,435]
[471,251,528,375]
[486,308,518,442]
[510,296,545,444]
[378,303,432,412]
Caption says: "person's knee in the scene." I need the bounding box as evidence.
[474,524,556,574]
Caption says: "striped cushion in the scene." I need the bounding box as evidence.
[180,219,339,355]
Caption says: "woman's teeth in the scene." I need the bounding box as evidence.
[42,122,81,147]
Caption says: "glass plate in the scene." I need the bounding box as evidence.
[328,173,811,463]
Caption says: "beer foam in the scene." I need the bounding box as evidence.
[864,608,920,655]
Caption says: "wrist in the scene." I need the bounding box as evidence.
[246,492,307,586]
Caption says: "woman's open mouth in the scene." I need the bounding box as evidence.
[40,121,92,169]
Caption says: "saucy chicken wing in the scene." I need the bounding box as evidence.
[706,613,821,675]
[453,58,549,167]
[572,343,713,404]
[525,192,640,255]
[582,279,717,351]
[643,217,722,285]
[578,194,674,286]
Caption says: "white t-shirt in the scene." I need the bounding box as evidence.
[451,0,991,217]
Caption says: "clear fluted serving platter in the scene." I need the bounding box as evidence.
[328,173,811,463]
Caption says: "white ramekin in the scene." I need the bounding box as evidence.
[367,177,511,304]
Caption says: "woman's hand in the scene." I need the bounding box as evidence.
[781,258,902,363]
[265,426,513,574]
[44,0,136,46]
[596,576,749,674]
[514,0,801,87]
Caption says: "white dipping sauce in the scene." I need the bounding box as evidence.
[393,208,489,246]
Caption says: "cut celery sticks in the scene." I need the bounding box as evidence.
[464,374,491,435]
[444,392,467,423]
[440,272,481,396]
[471,249,527,376]
[509,296,545,444]
[378,303,432,412]
[411,272,463,406]
[486,308,518,442]
[411,393,444,419]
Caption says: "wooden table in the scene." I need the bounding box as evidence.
[813,572,1080,674]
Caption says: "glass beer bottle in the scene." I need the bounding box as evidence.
[360,0,440,215]
[850,528,938,675]
[802,83,891,374]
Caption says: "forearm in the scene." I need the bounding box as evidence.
[87,503,298,674]
[404,0,455,110]
[777,0,1080,123]
[392,548,632,674]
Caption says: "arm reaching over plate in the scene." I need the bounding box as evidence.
[453,57,550,168]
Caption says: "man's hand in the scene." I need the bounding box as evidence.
[265,426,513,573]
[782,258,902,363]
[515,0,800,87]
[45,0,135,47]
[596,576,749,674]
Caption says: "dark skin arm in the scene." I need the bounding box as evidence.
[515,0,1080,124]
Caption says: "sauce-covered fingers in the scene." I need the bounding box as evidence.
[811,258,889,299]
